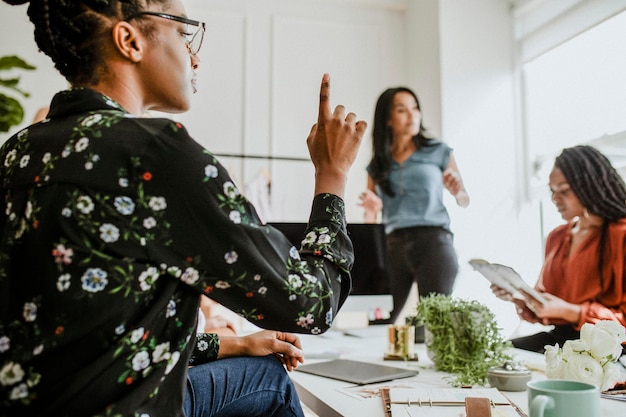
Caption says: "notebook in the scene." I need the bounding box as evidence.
[295,359,418,385]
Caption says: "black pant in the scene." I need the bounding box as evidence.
[385,226,458,323]
[510,325,581,353]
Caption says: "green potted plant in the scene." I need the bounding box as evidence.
[0,55,36,134]
[416,293,513,387]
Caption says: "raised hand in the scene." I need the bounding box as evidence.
[307,73,367,197]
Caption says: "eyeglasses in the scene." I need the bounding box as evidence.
[127,11,206,55]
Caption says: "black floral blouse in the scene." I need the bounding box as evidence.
[0,88,354,417]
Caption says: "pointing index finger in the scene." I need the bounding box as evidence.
[318,73,331,124]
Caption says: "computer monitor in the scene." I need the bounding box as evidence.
[268,222,393,327]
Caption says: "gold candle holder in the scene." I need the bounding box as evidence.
[384,324,418,361]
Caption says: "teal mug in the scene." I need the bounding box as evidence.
[527,380,600,417]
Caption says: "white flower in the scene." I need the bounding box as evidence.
[130,328,145,344]
[229,210,241,224]
[143,217,157,229]
[9,383,28,400]
[81,268,108,293]
[204,164,218,178]
[23,302,37,322]
[76,195,94,214]
[132,351,150,371]
[0,361,24,386]
[114,196,135,215]
[4,149,17,167]
[304,273,318,284]
[180,267,199,285]
[223,181,239,199]
[562,352,604,388]
[303,232,316,245]
[165,351,180,375]
[152,342,171,363]
[138,267,160,291]
[148,196,167,211]
[19,155,30,168]
[0,336,9,353]
[581,321,626,363]
[82,114,102,127]
[601,362,622,391]
[215,281,231,289]
[317,233,331,244]
[99,223,120,243]
[288,274,302,288]
[56,274,71,292]
[24,201,32,219]
[224,251,238,264]
[545,321,626,391]
[75,137,89,152]
[166,299,177,318]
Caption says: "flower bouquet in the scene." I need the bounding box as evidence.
[544,320,626,391]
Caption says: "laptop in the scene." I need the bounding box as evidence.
[295,359,418,385]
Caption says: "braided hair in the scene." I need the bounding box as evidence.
[368,87,436,197]
[554,145,626,292]
[3,0,167,85]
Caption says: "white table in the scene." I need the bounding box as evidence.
[290,325,626,417]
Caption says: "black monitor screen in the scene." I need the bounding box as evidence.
[268,222,390,295]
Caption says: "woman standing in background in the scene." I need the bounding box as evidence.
[360,87,469,324]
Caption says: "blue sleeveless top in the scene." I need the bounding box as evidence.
[367,140,451,234]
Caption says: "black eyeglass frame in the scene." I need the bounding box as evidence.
[127,11,206,55]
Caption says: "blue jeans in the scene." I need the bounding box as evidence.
[184,355,305,417]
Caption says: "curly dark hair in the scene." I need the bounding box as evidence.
[3,0,168,85]
[554,145,626,291]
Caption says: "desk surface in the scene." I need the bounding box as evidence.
[290,325,626,417]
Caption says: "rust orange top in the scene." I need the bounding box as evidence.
[538,219,626,331]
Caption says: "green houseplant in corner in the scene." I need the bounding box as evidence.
[0,55,36,134]
[416,293,513,387]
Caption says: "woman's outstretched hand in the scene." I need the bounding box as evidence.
[358,189,382,222]
[307,73,367,198]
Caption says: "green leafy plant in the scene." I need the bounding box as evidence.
[416,294,512,387]
[0,55,36,133]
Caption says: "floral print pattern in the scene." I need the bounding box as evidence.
[0,88,353,416]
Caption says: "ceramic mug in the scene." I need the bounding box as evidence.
[527,379,600,417]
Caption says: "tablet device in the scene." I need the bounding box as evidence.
[295,359,418,385]
[469,258,547,305]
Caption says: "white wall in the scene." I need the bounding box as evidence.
[401,0,542,335]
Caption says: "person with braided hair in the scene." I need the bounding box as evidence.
[0,0,367,416]
[492,145,626,353]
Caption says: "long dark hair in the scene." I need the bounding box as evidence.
[3,0,168,85]
[368,87,434,196]
[554,145,626,292]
